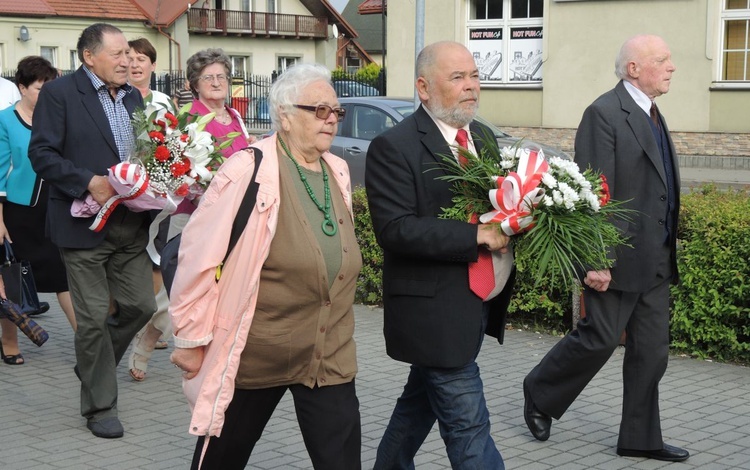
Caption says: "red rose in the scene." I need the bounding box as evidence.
[180,133,189,142]
[175,183,190,197]
[154,145,171,162]
[170,158,190,177]
[148,131,165,143]
[165,112,179,128]
[599,175,610,206]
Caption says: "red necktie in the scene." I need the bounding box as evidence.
[456,129,470,166]
[455,129,496,300]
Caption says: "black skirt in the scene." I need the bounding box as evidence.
[3,181,68,293]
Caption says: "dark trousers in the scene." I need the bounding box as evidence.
[192,381,361,470]
[525,276,671,450]
[374,303,503,470]
[60,210,155,420]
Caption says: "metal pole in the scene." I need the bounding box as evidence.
[381,0,386,94]
[414,0,424,107]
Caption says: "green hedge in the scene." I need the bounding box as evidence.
[352,189,383,305]
[351,186,750,363]
[670,186,750,363]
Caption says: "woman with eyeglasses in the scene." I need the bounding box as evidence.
[186,48,252,158]
[169,63,362,470]
[124,47,255,381]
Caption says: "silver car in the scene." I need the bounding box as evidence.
[330,97,571,188]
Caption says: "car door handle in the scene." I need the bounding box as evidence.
[345,147,363,155]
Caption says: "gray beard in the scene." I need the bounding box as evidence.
[429,101,478,128]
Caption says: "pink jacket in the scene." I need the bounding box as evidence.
[169,134,354,438]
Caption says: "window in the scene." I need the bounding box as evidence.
[240,0,251,10]
[467,0,543,84]
[511,0,543,19]
[40,46,57,67]
[277,56,298,73]
[720,0,750,81]
[350,106,397,140]
[346,56,361,74]
[230,55,249,75]
[69,50,79,70]
[267,0,276,13]
[0,45,5,71]
[471,0,503,19]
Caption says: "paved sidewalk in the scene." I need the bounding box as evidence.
[680,166,750,191]
[1,294,749,469]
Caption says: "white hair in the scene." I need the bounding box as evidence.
[267,63,332,131]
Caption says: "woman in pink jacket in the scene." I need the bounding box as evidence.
[169,63,362,470]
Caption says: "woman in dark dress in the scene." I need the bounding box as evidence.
[0,56,76,365]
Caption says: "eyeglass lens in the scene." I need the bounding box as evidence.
[314,105,346,121]
[201,74,228,83]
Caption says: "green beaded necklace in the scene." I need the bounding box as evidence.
[278,135,337,236]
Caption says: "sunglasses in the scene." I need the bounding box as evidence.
[293,104,346,122]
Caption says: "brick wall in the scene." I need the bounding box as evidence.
[503,127,750,159]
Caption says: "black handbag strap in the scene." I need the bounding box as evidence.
[3,239,16,265]
[216,148,264,278]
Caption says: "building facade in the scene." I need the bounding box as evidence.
[0,0,354,76]
[387,0,750,143]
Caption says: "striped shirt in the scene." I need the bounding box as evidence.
[82,66,135,162]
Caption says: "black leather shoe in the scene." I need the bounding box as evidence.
[87,417,124,438]
[617,444,689,462]
[27,301,50,316]
[523,378,551,441]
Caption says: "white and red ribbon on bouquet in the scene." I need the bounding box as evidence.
[87,163,150,232]
[479,149,549,235]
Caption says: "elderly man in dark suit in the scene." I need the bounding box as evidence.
[29,23,155,439]
[365,41,515,469]
[523,35,688,462]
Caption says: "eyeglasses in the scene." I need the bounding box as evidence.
[293,104,346,122]
[199,74,228,83]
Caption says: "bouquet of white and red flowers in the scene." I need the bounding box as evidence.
[132,102,232,200]
[438,128,631,290]
[72,102,237,232]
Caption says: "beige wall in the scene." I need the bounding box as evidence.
[0,17,164,71]
[543,0,712,131]
[386,0,750,134]
[710,90,750,133]
[1,0,334,76]
[185,36,321,73]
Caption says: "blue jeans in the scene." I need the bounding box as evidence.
[374,307,503,470]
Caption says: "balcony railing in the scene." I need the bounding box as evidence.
[187,8,327,38]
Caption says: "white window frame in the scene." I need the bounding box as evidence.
[230,55,250,75]
[277,56,299,73]
[40,46,58,67]
[717,1,750,84]
[467,0,544,86]
[346,56,361,74]
[69,50,79,71]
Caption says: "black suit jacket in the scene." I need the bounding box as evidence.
[574,81,680,292]
[365,105,515,368]
[29,67,144,249]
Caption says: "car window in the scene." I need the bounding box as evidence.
[352,106,396,141]
[392,105,416,118]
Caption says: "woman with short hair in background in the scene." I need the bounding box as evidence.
[0,56,77,365]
